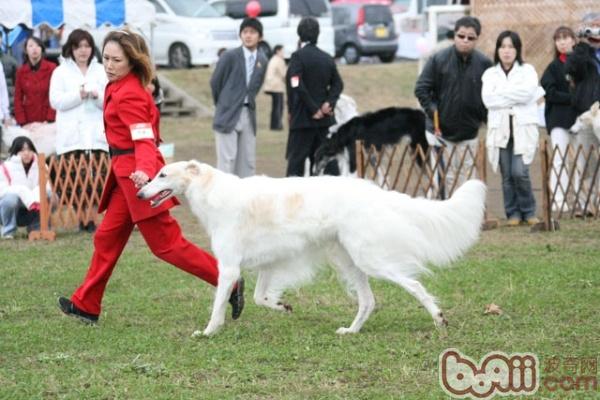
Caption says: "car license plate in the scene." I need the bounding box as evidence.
[375,26,388,38]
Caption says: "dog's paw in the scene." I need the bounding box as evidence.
[201,323,223,337]
[277,302,293,313]
[191,330,203,338]
[435,312,449,328]
[336,327,357,335]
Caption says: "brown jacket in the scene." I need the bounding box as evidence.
[262,55,286,93]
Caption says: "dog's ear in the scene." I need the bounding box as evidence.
[592,101,599,115]
[185,161,201,176]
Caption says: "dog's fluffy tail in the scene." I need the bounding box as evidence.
[410,180,487,267]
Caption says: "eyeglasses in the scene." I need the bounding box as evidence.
[456,34,478,41]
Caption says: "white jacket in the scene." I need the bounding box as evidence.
[0,63,9,121]
[49,58,108,155]
[481,63,544,172]
[0,155,44,208]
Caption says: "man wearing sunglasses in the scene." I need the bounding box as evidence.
[415,16,492,198]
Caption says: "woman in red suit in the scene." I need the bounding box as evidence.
[14,37,56,125]
[58,30,244,325]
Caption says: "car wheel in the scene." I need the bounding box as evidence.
[343,45,360,65]
[379,52,395,63]
[169,43,191,69]
[258,41,272,59]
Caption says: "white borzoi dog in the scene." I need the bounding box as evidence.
[137,161,486,336]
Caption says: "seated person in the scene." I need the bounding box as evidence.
[0,136,48,239]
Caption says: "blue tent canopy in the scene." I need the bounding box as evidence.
[0,0,155,30]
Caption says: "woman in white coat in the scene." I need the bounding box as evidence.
[0,137,45,238]
[482,31,544,226]
[49,29,108,232]
[49,29,108,156]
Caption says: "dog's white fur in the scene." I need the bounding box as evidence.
[137,161,486,336]
[571,101,600,138]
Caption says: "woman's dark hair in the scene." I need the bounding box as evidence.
[23,36,45,65]
[9,136,37,156]
[273,44,283,54]
[552,26,576,58]
[62,29,96,65]
[493,30,523,66]
[102,29,154,87]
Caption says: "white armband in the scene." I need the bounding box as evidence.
[130,123,154,141]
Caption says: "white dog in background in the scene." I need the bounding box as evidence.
[138,161,486,336]
[570,101,600,138]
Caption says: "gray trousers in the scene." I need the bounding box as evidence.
[214,107,256,178]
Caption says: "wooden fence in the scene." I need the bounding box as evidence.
[471,0,597,75]
[539,138,600,231]
[29,152,109,241]
[27,138,598,240]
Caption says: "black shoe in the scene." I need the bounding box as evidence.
[228,278,245,320]
[58,296,99,325]
[86,221,97,233]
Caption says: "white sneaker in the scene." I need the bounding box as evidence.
[1,234,14,240]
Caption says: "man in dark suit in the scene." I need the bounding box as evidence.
[210,18,267,178]
[285,17,344,177]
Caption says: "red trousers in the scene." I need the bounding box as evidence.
[71,183,219,315]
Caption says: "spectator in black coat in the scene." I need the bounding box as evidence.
[540,26,578,212]
[285,17,343,177]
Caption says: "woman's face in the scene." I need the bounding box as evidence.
[26,39,43,65]
[498,37,517,67]
[102,41,132,82]
[73,39,93,66]
[18,144,34,164]
[555,34,575,55]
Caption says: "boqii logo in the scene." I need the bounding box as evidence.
[439,348,539,399]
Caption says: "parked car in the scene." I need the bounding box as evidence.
[331,1,398,64]
[146,0,240,68]
[209,0,336,59]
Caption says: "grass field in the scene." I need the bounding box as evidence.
[1,63,599,399]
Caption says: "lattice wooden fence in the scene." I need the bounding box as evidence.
[29,152,109,241]
[355,139,498,228]
[539,138,600,231]
[356,139,485,196]
[471,0,597,74]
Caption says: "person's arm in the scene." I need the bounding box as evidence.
[481,66,538,109]
[414,55,438,117]
[13,68,26,125]
[210,52,231,106]
[287,52,320,116]
[46,63,57,122]
[540,63,572,105]
[117,90,158,180]
[503,65,540,104]
[326,63,344,110]
[0,64,8,122]
[49,66,83,112]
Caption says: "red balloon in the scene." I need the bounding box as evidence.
[246,0,261,18]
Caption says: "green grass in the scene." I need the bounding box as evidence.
[1,63,599,399]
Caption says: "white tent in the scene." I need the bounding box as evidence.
[0,0,155,30]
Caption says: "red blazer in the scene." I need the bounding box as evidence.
[14,59,56,125]
[98,72,177,222]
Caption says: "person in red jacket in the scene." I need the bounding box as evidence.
[58,29,244,325]
[14,36,56,125]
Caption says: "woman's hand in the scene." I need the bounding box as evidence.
[129,170,149,188]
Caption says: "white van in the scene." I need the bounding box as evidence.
[209,0,336,58]
[146,0,240,67]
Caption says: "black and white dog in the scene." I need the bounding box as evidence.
[313,107,428,176]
